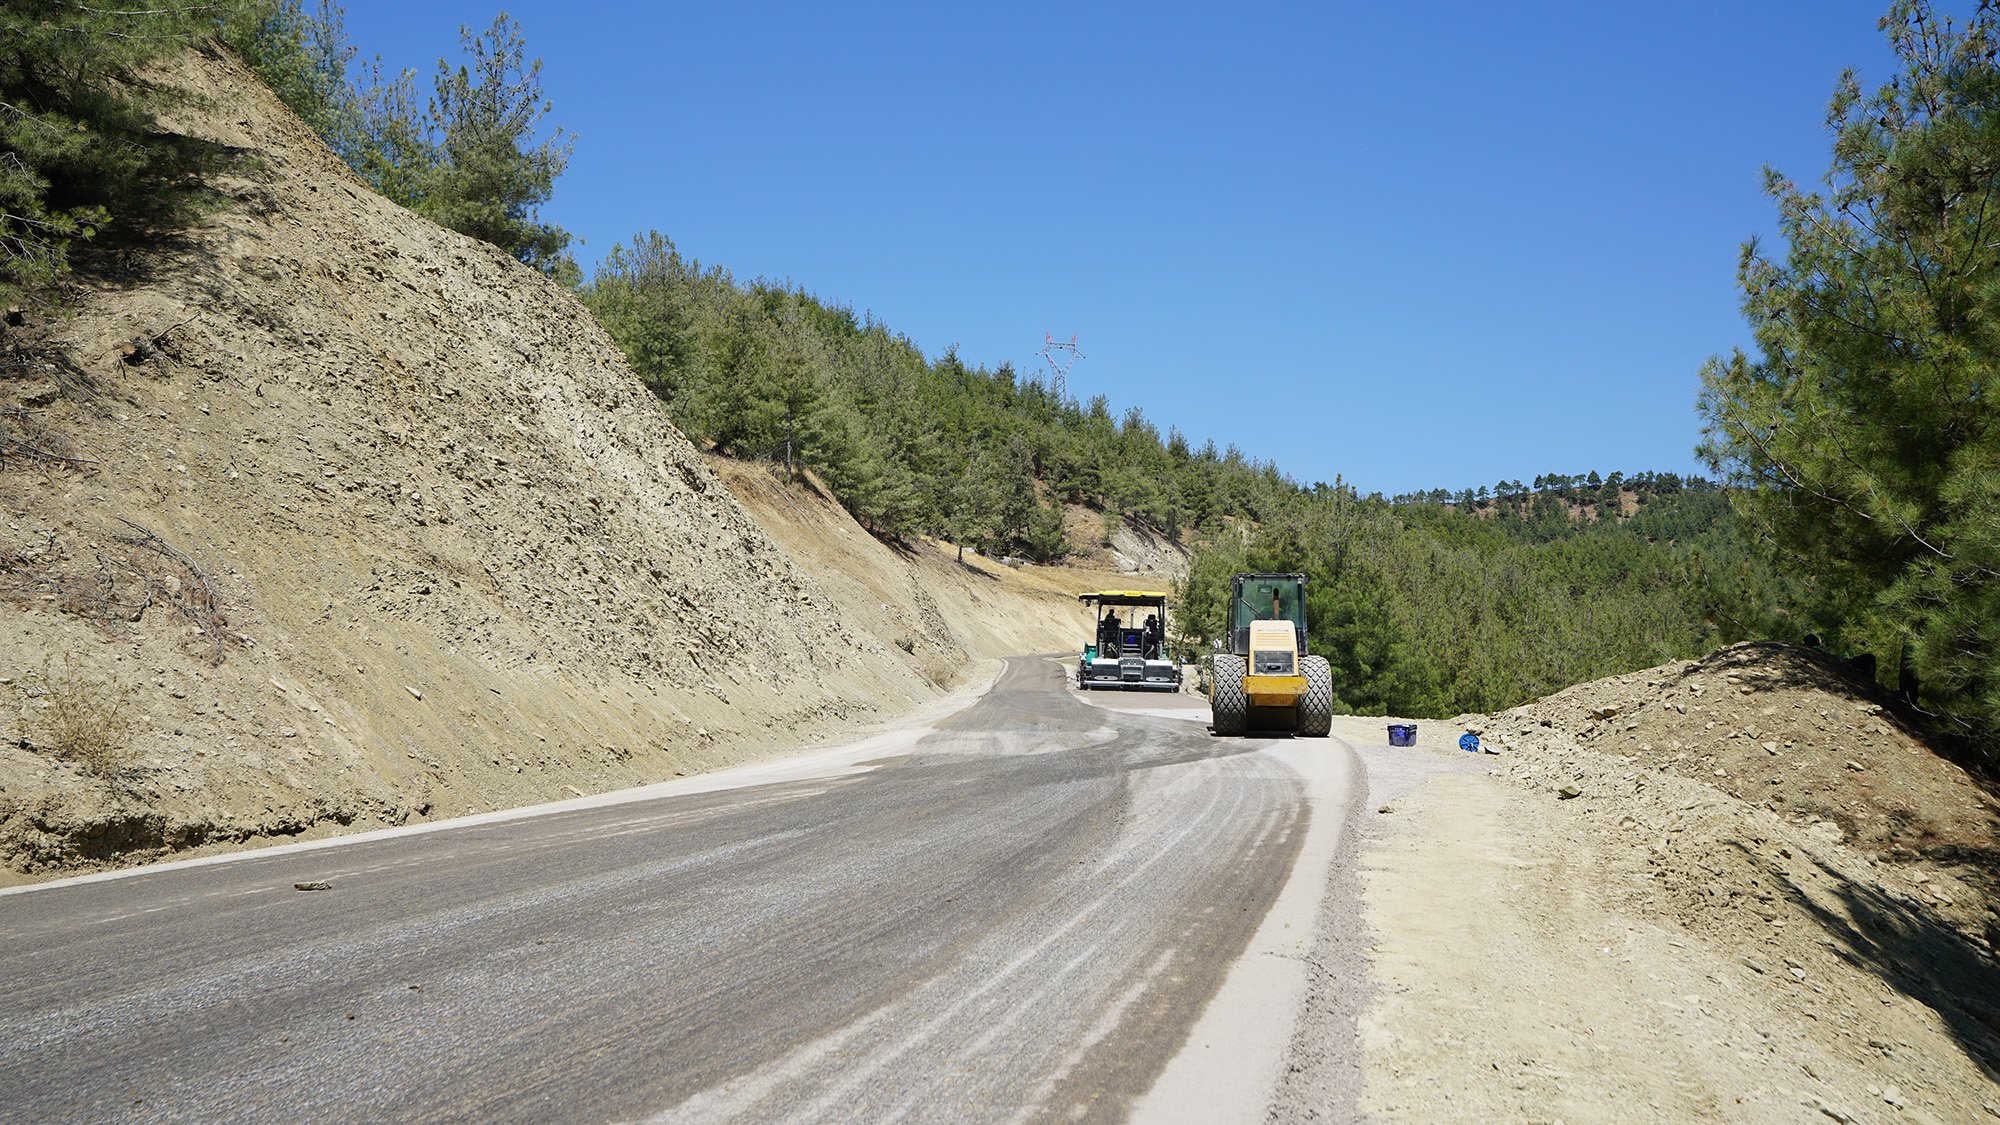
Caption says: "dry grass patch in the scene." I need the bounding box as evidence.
[17,654,137,786]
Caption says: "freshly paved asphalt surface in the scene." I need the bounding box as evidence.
[0,656,1350,1124]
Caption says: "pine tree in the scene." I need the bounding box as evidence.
[704,298,774,456]
[1698,0,2000,735]
[943,444,1005,563]
[1023,501,1069,562]
[340,56,429,218]
[768,294,828,481]
[419,14,572,273]
[220,0,353,142]
[0,0,219,303]
[248,8,575,274]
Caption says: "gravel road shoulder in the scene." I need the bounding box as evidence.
[1347,708,2000,1123]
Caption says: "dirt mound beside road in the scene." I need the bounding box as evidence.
[1357,642,2000,1122]
[1480,641,2000,914]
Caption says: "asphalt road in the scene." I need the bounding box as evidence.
[0,656,1358,1124]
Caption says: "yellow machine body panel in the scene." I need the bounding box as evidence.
[1080,590,1172,603]
[1243,620,1304,708]
[1246,620,1296,653]
[1244,675,1306,707]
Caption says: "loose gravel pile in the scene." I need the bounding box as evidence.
[1475,641,1998,942]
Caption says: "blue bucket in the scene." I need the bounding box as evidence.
[1459,732,1481,753]
[1387,724,1417,747]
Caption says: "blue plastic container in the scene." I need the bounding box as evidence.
[1387,724,1417,747]
[1460,732,1481,753]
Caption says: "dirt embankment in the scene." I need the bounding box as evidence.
[0,45,1120,881]
[1358,643,2000,1122]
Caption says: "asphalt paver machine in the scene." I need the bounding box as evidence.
[1076,590,1183,691]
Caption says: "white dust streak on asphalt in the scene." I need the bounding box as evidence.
[1126,734,1360,1125]
[654,748,1257,1123]
[1000,948,1177,1125]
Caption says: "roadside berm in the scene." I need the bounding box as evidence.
[1355,642,2000,1122]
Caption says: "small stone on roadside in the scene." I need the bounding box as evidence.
[1558,785,1582,799]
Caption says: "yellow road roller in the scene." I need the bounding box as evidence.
[1209,572,1332,736]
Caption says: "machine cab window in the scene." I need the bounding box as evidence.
[1229,573,1306,659]
[1232,577,1305,633]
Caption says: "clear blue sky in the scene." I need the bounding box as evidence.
[340,1,1932,498]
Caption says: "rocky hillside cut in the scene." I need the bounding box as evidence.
[0,45,1092,878]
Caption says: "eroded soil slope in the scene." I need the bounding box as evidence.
[0,46,1096,880]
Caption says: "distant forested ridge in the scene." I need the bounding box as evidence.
[577,232,1303,558]
[574,234,1801,716]
[1175,476,1798,719]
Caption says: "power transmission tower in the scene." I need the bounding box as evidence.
[1039,333,1084,405]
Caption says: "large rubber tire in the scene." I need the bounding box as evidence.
[1211,654,1247,735]
[1298,655,1334,737]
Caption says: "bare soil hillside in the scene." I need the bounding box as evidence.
[0,46,1107,882]
[709,459,1132,679]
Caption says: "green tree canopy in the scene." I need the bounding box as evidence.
[231,3,575,275]
[1175,476,1734,718]
[417,14,572,273]
[220,0,352,142]
[575,231,1319,559]
[1697,0,2000,739]
[0,0,227,303]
